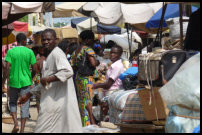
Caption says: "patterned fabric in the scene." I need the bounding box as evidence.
[121,93,147,123]
[71,45,97,127]
[108,106,122,124]
[107,89,137,124]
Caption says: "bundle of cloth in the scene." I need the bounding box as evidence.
[159,53,200,133]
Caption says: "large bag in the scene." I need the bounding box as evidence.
[77,49,95,76]
[138,49,186,86]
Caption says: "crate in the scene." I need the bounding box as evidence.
[138,87,169,121]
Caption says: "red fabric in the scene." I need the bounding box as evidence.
[134,30,148,38]
[13,21,28,32]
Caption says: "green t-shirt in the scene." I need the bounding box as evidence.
[5,46,36,88]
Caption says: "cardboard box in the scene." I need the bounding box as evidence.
[138,87,169,121]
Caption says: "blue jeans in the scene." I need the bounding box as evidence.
[9,86,30,118]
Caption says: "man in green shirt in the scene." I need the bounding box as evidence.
[3,33,36,133]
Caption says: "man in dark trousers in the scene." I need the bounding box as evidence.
[3,33,36,133]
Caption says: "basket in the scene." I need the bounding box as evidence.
[2,116,14,124]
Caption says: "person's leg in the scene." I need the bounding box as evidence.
[85,76,96,125]
[85,102,96,125]
[19,86,31,133]
[9,87,20,133]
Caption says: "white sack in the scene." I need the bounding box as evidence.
[166,17,189,40]
[159,53,200,109]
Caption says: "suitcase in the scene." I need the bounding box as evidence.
[138,49,186,86]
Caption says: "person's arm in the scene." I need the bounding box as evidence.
[2,62,10,87]
[40,75,60,87]
[88,54,100,67]
[18,92,33,106]
[93,78,114,90]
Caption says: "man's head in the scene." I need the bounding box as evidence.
[79,30,94,47]
[41,29,57,56]
[16,33,27,46]
[110,44,123,63]
[106,40,116,49]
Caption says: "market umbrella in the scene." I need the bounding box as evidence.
[2,21,32,45]
[145,4,198,29]
[81,2,163,26]
[2,2,55,26]
[52,2,87,18]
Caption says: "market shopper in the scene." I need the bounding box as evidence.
[71,30,100,126]
[93,44,125,96]
[92,44,125,121]
[18,29,83,133]
[3,33,36,133]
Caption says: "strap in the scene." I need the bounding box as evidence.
[173,112,200,120]
[177,104,200,112]
[155,2,167,43]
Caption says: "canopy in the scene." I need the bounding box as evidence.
[145,4,198,28]
[52,2,86,18]
[81,2,163,26]
[2,2,55,26]
[71,17,122,34]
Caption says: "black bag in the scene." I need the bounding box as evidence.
[77,50,95,76]
[122,75,139,90]
[138,50,187,86]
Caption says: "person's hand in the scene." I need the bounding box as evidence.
[40,77,48,87]
[17,94,31,107]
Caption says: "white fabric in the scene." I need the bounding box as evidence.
[11,2,43,14]
[52,2,86,18]
[34,47,83,133]
[100,33,139,53]
[159,53,200,110]
[165,105,200,133]
[76,18,98,34]
[82,2,162,25]
[83,2,123,25]
[30,26,50,34]
[2,2,11,20]
[166,17,189,40]
[121,2,162,24]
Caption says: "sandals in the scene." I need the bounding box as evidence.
[11,126,19,133]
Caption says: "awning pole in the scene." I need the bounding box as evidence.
[179,3,183,47]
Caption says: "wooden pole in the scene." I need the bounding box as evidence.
[51,13,53,28]
[40,13,44,26]
[179,4,183,47]
[45,12,49,27]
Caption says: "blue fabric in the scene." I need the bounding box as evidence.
[71,17,89,28]
[71,17,121,34]
[193,124,200,133]
[145,4,198,28]
[119,67,138,80]
[97,23,121,34]
[93,43,101,49]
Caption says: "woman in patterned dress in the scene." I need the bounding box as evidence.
[71,30,100,126]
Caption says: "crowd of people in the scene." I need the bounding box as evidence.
[2,28,126,133]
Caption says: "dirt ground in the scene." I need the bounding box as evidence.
[2,101,38,133]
